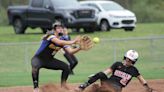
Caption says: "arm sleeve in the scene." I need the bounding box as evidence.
[110,62,119,71]
[61,35,71,41]
[133,67,140,77]
[47,35,56,41]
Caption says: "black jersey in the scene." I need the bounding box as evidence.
[108,62,140,87]
[35,35,63,58]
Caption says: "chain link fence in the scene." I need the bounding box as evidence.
[0,36,164,71]
[0,36,164,86]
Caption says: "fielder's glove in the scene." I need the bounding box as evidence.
[77,35,93,51]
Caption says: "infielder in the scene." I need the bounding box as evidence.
[31,22,80,92]
[76,50,154,92]
[60,27,79,75]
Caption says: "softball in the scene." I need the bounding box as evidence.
[93,37,100,44]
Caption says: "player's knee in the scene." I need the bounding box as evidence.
[98,72,108,80]
[72,60,78,67]
[32,67,39,74]
[91,72,107,80]
[62,65,70,73]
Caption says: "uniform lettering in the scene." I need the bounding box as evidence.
[114,70,132,85]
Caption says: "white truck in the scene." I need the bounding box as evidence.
[80,0,137,31]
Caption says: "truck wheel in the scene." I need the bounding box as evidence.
[100,20,110,31]
[13,18,26,34]
[72,28,80,32]
[41,28,48,34]
[84,27,95,33]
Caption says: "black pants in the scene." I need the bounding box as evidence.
[87,72,122,92]
[102,80,122,92]
[31,55,70,88]
[64,50,78,71]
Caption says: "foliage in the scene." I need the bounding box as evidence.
[0,0,164,25]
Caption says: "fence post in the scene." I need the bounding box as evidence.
[112,40,117,62]
[150,38,154,60]
[24,43,29,71]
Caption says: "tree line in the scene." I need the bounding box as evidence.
[0,0,164,25]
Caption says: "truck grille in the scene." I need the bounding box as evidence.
[73,10,94,18]
[122,20,134,24]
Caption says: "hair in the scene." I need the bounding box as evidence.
[123,56,136,64]
[42,31,54,40]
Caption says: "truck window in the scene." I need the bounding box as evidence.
[31,0,43,8]
[51,0,79,7]
[43,0,52,8]
[89,4,101,12]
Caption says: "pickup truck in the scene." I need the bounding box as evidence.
[7,0,97,34]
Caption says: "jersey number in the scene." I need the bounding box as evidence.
[120,78,128,86]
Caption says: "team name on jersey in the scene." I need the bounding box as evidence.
[114,70,132,80]
[114,70,132,85]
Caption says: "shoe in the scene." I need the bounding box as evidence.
[79,82,90,90]
[33,88,39,92]
[69,70,74,75]
[74,87,83,92]
[61,83,70,90]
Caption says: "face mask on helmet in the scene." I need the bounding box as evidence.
[58,33,63,36]
[124,50,139,64]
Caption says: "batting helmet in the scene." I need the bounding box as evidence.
[124,50,139,64]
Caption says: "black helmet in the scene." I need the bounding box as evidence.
[52,21,64,29]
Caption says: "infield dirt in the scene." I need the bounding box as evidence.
[0,79,163,92]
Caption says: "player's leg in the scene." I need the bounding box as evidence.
[101,80,122,92]
[64,51,78,74]
[31,56,43,92]
[43,58,70,89]
[78,72,108,90]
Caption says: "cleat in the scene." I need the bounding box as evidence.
[79,82,90,90]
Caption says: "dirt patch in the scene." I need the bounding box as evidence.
[0,79,163,92]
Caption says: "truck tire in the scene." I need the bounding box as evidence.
[100,20,110,31]
[72,28,80,32]
[84,27,95,33]
[41,28,48,34]
[13,18,26,34]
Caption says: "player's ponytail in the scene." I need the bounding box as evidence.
[42,31,54,40]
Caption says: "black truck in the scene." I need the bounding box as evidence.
[7,0,97,34]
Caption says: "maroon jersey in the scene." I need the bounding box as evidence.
[108,62,140,87]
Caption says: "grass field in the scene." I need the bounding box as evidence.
[0,23,164,87]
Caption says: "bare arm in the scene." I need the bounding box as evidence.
[51,36,79,46]
[137,75,153,92]
[103,67,113,75]
[137,75,147,84]
[64,46,81,54]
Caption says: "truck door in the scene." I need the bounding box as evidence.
[27,0,54,28]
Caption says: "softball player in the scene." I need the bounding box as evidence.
[60,27,79,75]
[76,50,153,92]
[31,22,80,92]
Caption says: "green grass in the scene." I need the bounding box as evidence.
[0,23,164,42]
[0,23,164,87]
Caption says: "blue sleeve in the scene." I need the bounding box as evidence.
[47,35,56,41]
[61,35,71,41]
